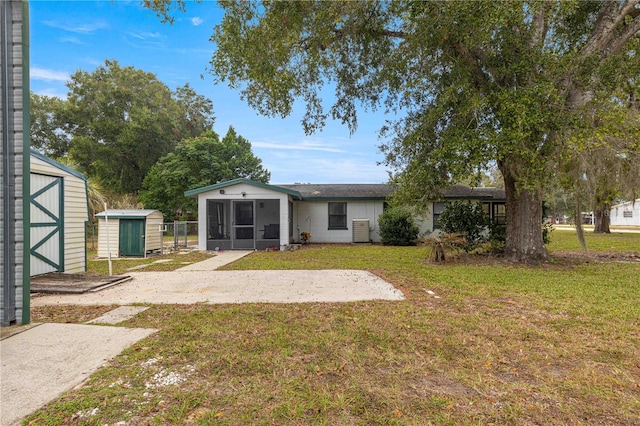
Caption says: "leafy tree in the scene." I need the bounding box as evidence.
[378,207,420,246]
[138,127,270,219]
[437,201,491,252]
[60,59,215,194]
[30,93,69,157]
[559,78,640,236]
[146,1,640,262]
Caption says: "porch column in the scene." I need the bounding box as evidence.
[279,197,289,250]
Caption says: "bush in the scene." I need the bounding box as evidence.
[378,208,420,246]
[437,201,491,251]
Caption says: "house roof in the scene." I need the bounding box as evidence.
[443,185,505,200]
[184,178,302,199]
[279,184,394,201]
[184,179,505,202]
[611,198,640,208]
[96,209,160,218]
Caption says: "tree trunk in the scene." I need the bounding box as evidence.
[502,168,548,263]
[593,202,611,234]
[575,198,588,252]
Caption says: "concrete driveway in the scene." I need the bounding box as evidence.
[3,251,404,425]
[32,251,405,307]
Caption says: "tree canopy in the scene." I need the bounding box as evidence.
[138,127,271,219]
[147,1,640,262]
[30,93,68,158]
[56,60,215,194]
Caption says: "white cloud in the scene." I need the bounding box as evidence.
[33,88,68,100]
[127,31,163,40]
[253,140,346,153]
[191,17,203,26]
[31,67,70,82]
[266,156,389,184]
[60,36,87,46]
[42,20,108,34]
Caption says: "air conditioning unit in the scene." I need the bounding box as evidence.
[352,219,370,243]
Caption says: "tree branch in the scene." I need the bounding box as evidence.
[581,0,640,58]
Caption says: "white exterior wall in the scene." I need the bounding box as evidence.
[293,200,387,243]
[31,155,89,274]
[610,200,640,226]
[97,218,120,258]
[195,183,291,250]
[144,211,164,253]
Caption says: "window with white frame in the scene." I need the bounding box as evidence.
[623,210,633,218]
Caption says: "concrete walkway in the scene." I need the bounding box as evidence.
[1,323,156,426]
[176,250,252,270]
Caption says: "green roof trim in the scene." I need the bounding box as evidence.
[184,178,303,199]
[30,149,88,182]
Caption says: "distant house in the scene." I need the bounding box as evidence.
[185,179,506,251]
[610,199,640,226]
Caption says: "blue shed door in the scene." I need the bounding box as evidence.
[119,219,145,257]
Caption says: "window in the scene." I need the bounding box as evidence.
[207,201,228,240]
[493,203,506,225]
[432,202,446,229]
[328,202,347,229]
[623,210,633,218]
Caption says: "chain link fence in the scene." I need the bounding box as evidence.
[162,221,199,251]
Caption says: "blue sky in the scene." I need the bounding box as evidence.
[29,0,392,184]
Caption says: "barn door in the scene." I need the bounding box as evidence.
[30,174,63,275]
[119,219,145,257]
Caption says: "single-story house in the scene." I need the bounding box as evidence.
[95,210,163,258]
[185,179,506,251]
[30,150,90,276]
[610,199,640,226]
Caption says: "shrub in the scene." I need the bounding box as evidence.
[378,208,420,246]
[437,200,491,251]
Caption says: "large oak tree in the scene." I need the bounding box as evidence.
[61,60,215,194]
[149,1,640,261]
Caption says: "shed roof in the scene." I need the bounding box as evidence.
[96,209,160,218]
[30,149,88,181]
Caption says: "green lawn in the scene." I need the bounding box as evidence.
[28,232,640,425]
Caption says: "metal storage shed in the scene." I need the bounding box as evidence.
[96,210,163,258]
[30,150,90,276]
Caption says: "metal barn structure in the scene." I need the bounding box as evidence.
[1,0,30,326]
[30,150,89,276]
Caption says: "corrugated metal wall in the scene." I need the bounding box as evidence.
[1,0,30,326]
